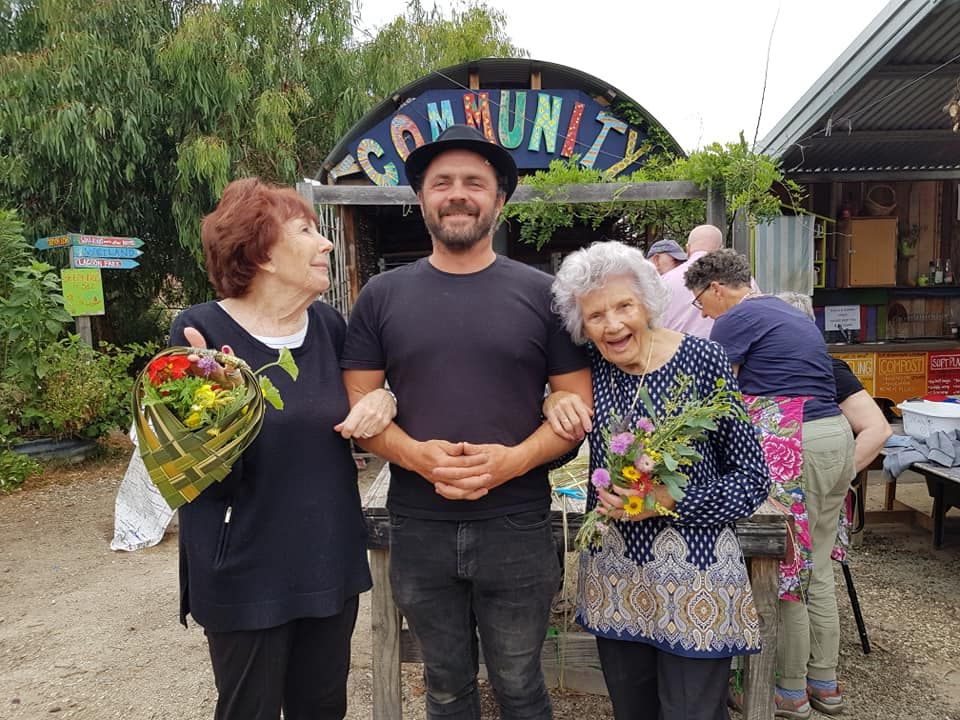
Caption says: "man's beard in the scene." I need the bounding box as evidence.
[424,201,499,252]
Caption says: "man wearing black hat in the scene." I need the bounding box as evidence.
[341,125,591,719]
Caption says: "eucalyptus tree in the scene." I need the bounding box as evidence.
[0,0,521,340]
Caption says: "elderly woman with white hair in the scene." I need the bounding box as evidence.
[544,241,769,720]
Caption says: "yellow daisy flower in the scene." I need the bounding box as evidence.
[621,466,640,481]
[623,495,644,516]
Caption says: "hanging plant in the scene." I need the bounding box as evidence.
[503,134,805,249]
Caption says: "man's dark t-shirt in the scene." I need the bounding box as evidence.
[832,358,865,404]
[341,256,588,520]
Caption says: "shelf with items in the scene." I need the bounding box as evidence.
[813,220,827,289]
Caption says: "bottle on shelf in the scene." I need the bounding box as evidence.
[928,259,937,284]
[946,259,954,285]
[935,259,944,285]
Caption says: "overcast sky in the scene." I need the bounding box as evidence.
[355,0,893,152]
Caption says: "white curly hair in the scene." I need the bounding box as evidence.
[551,240,671,345]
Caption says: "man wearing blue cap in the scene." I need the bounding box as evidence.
[341,125,591,719]
[646,237,687,275]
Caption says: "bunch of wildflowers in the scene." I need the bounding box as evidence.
[575,374,746,551]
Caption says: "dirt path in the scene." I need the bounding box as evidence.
[1,454,958,719]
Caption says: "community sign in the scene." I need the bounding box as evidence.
[327,89,659,187]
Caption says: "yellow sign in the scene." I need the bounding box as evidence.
[60,268,105,316]
[832,352,876,396]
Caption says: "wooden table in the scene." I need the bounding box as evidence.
[859,423,960,548]
[362,465,791,720]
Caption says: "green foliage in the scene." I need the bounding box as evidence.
[356,1,524,105]
[0,261,74,386]
[0,448,41,493]
[676,133,804,221]
[504,135,805,249]
[17,336,154,439]
[1,0,521,344]
[0,209,35,296]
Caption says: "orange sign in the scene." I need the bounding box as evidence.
[875,353,927,402]
[833,352,876,396]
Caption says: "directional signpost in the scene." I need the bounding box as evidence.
[33,233,145,345]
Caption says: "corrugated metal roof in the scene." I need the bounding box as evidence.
[317,57,683,183]
[760,0,960,178]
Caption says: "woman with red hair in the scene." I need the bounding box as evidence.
[171,177,395,720]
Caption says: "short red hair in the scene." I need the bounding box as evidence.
[200,177,319,298]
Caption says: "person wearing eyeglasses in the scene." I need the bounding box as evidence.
[685,250,855,720]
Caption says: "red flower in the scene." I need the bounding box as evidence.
[632,473,653,495]
[147,355,192,385]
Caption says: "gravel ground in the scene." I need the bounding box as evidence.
[0,452,957,719]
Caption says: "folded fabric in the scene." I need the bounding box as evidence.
[882,430,960,477]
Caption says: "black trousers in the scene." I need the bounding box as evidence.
[596,636,731,720]
[205,595,360,720]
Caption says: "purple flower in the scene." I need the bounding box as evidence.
[195,356,218,377]
[591,468,611,489]
[636,417,655,433]
[634,454,655,474]
[609,432,634,455]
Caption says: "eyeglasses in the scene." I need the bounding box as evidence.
[691,285,710,310]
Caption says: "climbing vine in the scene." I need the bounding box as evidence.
[503,134,805,249]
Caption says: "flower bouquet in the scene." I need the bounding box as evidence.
[575,374,746,551]
[131,346,298,510]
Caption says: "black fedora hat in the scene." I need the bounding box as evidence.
[404,124,518,201]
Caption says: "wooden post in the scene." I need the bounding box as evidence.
[742,557,779,720]
[732,208,750,256]
[706,185,727,241]
[370,548,402,720]
[340,206,361,304]
[75,316,93,346]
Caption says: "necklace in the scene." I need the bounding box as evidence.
[609,331,656,422]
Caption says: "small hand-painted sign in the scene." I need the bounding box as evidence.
[70,256,139,270]
[34,234,72,249]
[34,233,144,250]
[75,234,144,248]
[72,246,143,260]
[60,268,105,316]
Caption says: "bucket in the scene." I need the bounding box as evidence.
[897,400,960,439]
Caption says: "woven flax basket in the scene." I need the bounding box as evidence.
[132,347,265,510]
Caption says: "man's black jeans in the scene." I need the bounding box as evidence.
[389,511,560,719]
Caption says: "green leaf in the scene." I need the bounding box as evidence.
[661,451,679,471]
[277,347,299,381]
[259,375,283,410]
[637,386,657,420]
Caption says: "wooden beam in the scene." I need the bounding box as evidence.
[302,181,707,206]
[530,70,541,90]
[468,70,480,90]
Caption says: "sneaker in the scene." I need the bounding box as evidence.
[807,681,845,715]
[774,688,812,720]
